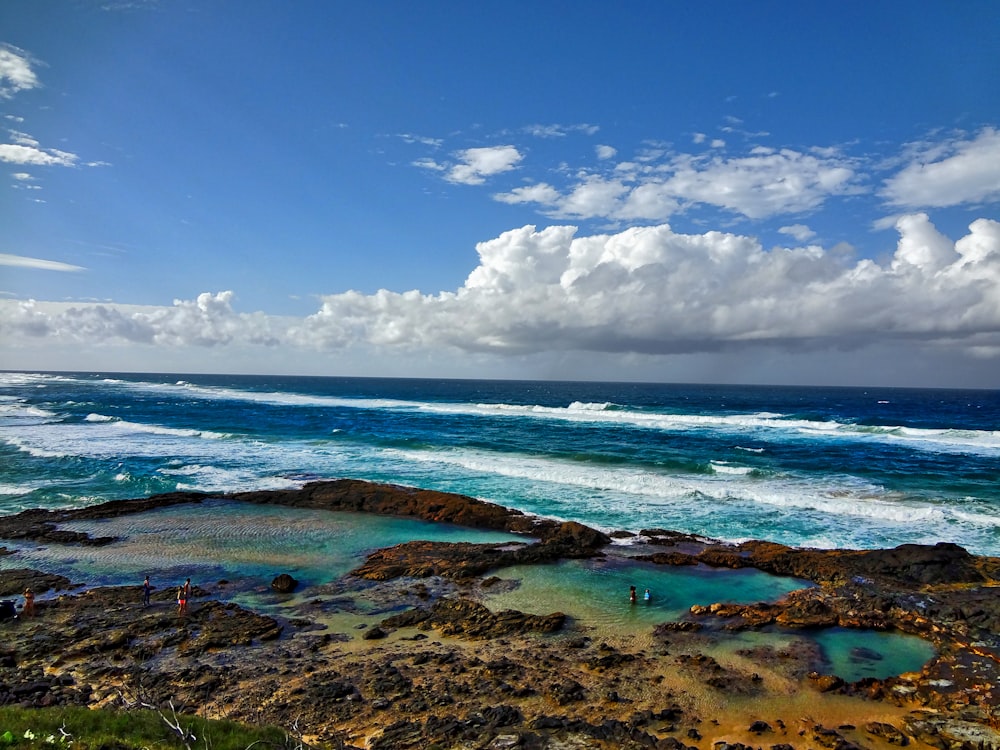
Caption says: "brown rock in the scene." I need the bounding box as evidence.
[271,573,298,593]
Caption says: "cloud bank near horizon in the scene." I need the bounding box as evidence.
[4,214,999,368]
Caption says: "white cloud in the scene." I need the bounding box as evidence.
[7,217,998,372]
[778,224,817,242]
[295,217,1000,358]
[665,149,858,219]
[0,253,84,272]
[0,143,79,167]
[595,144,617,160]
[412,157,445,172]
[445,145,523,185]
[9,130,40,147]
[11,172,33,181]
[522,123,599,138]
[493,182,561,206]
[493,147,857,222]
[0,44,40,99]
[0,291,282,348]
[881,128,1000,208]
[398,133,443,147]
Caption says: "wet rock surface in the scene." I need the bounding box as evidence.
[0,479,998,749]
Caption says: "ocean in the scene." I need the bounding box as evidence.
[1,370,998,557]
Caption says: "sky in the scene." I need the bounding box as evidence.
[2,1,1000,388]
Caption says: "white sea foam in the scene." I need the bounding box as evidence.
[0,402,60,421]
[61,374,1000,456]
[2,416,232,461]
[0,481,44,496]
[85,413,116,422]
[710,461,754,475]
[159,464,302,493]
[384,445,998,533]
[107,419,231,440]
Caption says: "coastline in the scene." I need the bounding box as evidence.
[1,479,998,749]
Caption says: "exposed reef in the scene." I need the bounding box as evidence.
[0,479,998,749]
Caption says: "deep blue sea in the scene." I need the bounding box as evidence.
[2,371,998,556]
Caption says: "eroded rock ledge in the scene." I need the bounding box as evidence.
[1,478,999,749]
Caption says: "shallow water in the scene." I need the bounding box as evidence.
[0,500,526,589]
[0,500,936,681]
[480,556,936,682]
[810,626,936,681]
[480,556,811,629]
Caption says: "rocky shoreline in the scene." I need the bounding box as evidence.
[1,479,998,749]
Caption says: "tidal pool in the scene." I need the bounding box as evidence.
[810,626,936,682]
[0,499,527,589]
[480,557,936,681]
[0,500,938,682]
[480,556,813,629]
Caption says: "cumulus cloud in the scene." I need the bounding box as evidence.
[881,128,1000,208]
[289,216,1000,358]
[0,253,85,272]
[445,145,523,185]
[664,148,857,219]
[0,291,283,348]
[411,127,998,225]
[778,224,817,242]
[9,217,997,366]
[493,147,857,221]
[0,44,40,99]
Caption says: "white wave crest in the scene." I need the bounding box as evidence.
[38,373,1000,457]
[108,419,230,440]
[385,446,998,530]
[159,464,303,493]
[710,461,754,475]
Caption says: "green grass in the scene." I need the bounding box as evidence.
[0,706,303,750]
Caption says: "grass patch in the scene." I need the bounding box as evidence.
[0,706,302,749]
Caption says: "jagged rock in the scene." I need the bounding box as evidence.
[808,672,845,692]
[381,597,565,638]
[865,721,909,745]
[0,479,998,750]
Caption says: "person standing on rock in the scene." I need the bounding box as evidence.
[142,575,152,607]
[22,588,34,618]
[177,578,191,616]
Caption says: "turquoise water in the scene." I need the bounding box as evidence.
[481,556,812,629]
[0,500,527,590]
[811,627,936,682]
[479,557,936,681]
[3,372,999,555]
[0,498,936,680]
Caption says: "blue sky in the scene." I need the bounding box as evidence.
[2,1,1000,387]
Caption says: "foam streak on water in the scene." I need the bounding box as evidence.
[1,371,998,555]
